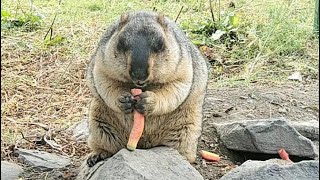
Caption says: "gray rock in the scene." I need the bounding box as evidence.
[46,170,64,180]
[67,117,89,141]
[16,148,71,171]
[260,92,284,105]
[313,141,319,160]
[220,159,319,180]
[1,161,23,180]
[290,120,319,141]
[214,118,318,158]
[77,147,203,180]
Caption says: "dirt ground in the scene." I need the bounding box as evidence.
[2,81,319,180]
[194,81,319,180]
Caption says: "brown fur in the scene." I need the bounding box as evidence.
[85,10,208,167]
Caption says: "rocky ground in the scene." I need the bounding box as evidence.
[1,81,319,179]
[195,81,319,179]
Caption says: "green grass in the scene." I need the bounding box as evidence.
[1,0,319,157]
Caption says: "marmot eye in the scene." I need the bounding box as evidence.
[151,38,165,53]
[117,37,128,52]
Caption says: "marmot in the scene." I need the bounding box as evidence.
[85,10,208,167]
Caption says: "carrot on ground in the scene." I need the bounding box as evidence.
[127,88,144,151]
[278,148,292,162]
[200,150,220,162]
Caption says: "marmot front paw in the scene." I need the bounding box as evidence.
[134,91,156,115]
[118,92,135,113]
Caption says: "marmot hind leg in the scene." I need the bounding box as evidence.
[159,114,202,163]
[176,124,201,163]
[86,150,112,167]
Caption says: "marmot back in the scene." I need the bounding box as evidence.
[84,10,208,168]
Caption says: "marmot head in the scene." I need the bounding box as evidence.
[104,11,186,88]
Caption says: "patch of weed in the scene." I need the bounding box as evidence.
[1,10,43,31]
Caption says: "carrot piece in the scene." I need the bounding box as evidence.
[131,89,142,100]
[278,148,292,161]
[200,150,220,162]
[127,88,144,151]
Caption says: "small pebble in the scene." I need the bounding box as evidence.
[278,108,287,114]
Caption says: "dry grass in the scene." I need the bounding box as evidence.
[1,32,91,162]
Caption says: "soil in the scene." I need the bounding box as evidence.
[194,81,319,180]
[3,81,319,180]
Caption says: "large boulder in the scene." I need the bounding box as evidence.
[289,120,319,141]
[220,159,319,180]
[1,161,24,180]
[214,118,318,158]
[77,147,203,180]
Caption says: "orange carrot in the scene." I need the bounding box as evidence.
[278,148,292,161]
[200,150,220,162]
[127,88,144,151]
[131,89,142,101]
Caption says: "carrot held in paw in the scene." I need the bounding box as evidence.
[201,150,220,162]
[278,148,292,162]
[127,88,144,151]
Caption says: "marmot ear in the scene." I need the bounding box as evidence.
[157,13,167,29]
[119,13,129,30]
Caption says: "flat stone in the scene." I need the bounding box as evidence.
[289,120,319,141]
[16,148,71,171]
[220,159,319,180]
[46,170,64,180]
[67,117,89,141]
[77,147,203,180]
[214,118,318,158]
[1,161,23,180]
[288,71,303,81]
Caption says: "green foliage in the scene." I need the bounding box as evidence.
[1,10,42,31]
[44,35,65,46]
[179,0,317,84]
[258,5,313,56]
[183,7,244,50]
[182,0,316,59]
[87,4,103,11]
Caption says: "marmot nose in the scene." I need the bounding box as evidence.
[130,69,148,82]
[132,79,148,88]
[136,80,145,86]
